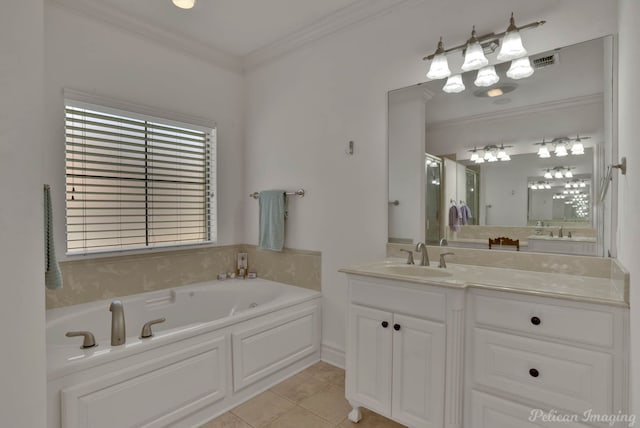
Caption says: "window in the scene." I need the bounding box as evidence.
[65,100,216,254]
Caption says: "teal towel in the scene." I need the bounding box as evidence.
[258,190,286,251]
[44,185,63,290]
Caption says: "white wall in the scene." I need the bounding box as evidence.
[0,1,47,426]
[244,0,619,358]
[617,0,640,416]
[44,3,246,258]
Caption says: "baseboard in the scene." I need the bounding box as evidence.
[321,342,345,369]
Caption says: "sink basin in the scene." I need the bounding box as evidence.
[381,265,453,278]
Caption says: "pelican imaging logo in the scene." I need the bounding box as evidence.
[529,409,636,426]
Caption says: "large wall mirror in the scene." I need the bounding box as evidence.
[388,36,615,256]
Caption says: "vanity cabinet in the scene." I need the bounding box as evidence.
[345,275,465,428]
[465,289,629,428]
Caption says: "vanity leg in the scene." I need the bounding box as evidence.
[347,402,362,423]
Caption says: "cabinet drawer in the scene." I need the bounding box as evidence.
[350,278,446,322]
[471,328,613,415]
[472,293,615,348]
[469,390,593,428]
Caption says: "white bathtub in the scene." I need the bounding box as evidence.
[47,279,322,428]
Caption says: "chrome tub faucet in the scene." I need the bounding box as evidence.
[109,300,126,346]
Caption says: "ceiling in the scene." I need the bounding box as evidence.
[96,0,363,57]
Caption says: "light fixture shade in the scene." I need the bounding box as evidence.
[545,183,551,189]
[475,157,485,164]
[500,154,511,161]
[554,171,563,179]
[555,144,568,157]
[474,65,499,87]
[461,41,489,72]
[571,141,585,154]
[544,170,553,179]
[470,150,479,162]
[497,148,507,159]
[506,56,534,79]
[497,31,527,61]
[537,144,550,158]
[426,54,451,80]
[565,170,573,178]
[580,181,586,188]
[172,0,196,9]
[443,74,465,93]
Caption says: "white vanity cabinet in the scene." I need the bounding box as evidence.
[345,275,465,428]
[464,289,629,428]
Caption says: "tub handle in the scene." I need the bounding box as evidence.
[140,318,166,339]
[66,331,97,349]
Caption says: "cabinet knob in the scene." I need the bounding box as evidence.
[529,368,540,378]
[530,316,541,326]
[393,324,401,331]
[381,321,389,328]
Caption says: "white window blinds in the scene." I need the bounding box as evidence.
[65,101,216,254]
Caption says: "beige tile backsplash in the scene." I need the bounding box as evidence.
[46,245,321,309]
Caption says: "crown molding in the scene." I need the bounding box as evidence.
[48,0,243,73]
[428,93,605,130]
[243,0,424,72]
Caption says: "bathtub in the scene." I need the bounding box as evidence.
[47,278,322,428]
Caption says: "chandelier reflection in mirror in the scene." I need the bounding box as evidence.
[424,13,545,94]
[469,144,511,163]
[534,135,588,158]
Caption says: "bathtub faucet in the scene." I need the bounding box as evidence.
[109,300,126,346]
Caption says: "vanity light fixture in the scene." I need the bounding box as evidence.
[442,74,465,93]
[423,14,545,94]
[172,0,196,9]
[469,144,512,163]
[426,38,452,80]
[474,65,500,87]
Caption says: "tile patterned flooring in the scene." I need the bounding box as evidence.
[200,362,405,428]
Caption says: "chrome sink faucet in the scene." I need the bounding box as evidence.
[109,300,126,346]
[399,248,415,265]
[558,226,563,238]
[439,252,455,268]
[415,242,429,266]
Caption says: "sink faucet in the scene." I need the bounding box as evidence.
[558,226,563,238]
[109,300,126,346]
[439,252,455,268]
[399,249,414,265]
[415,242,429,266]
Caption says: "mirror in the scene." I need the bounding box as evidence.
[388,36,614,256]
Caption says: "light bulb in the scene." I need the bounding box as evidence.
[474,65,499,87]
[461,28,489,72]
[442,74,465,93]
[506,56,534,80]
[172,0,196,9]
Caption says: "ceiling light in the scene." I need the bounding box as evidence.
[474,65,499,87]
[172,0,196,9]
[487,88,504,97]
[461,27,489,72]
[506,56,535,79]
[426,38,451,80]
[442,74,465,93]
[497,13,527,61]
[544,170,553,179]
[554,144,568,157]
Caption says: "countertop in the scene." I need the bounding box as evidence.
[527,235,597,242]
[339,258,627,307]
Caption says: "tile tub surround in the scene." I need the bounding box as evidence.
[387,243,618,279]
[46,245,321,309]
[200,362,404,428]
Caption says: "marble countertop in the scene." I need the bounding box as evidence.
[339,258,627,307]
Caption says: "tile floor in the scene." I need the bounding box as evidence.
[200,362,405,428]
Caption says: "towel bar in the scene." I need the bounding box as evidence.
[250,189,305,199]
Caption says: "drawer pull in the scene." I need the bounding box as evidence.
[381,321,389,328]
[394,324,401,331]
[530,316,541,326]
[529,368,540,378]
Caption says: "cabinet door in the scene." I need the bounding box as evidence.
[347,304,393,416]
[391,314,446,428]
